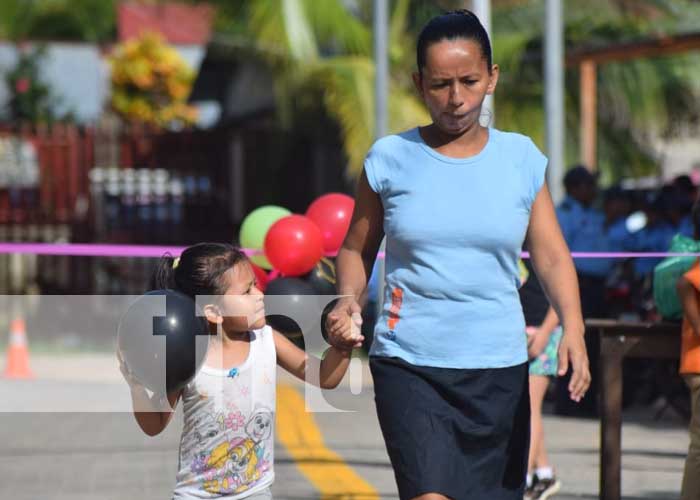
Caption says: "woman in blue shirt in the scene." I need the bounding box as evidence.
[326,10,590,500]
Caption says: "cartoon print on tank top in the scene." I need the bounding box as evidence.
[189,406,273,495]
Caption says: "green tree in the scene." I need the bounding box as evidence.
[204,0,430,177]
[0,0,116,43]
[493,0,700,181]
[190,0,700,181]
[5,46,54,123]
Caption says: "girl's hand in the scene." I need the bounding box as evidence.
[117,349,145,390]
[557,330,591,402]
[526,327,550,360]
[325,298,364,350]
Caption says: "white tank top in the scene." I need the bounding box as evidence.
[173,326,277,499]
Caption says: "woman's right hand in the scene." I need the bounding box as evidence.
[325,298,364,350]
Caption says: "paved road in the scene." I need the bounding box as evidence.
[0,354,689,499]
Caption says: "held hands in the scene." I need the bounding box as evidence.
[325,298,364,351]
[557,329,591,403]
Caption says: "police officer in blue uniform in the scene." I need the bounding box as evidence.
[555,165,609,416]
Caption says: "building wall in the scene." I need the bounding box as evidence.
[655,134,700,183]
[0,42,205,124]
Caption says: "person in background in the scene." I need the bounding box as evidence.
[675,197,700,500]
[674,175,698,238]
[603,185,632,253]
[556,165,612,299]
[629,192,676,280]
[555,165,608,416]
[601,186,637,320]
[519,256,563,500]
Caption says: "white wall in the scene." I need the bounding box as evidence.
[654,132,700,183]
[0,42,205,124]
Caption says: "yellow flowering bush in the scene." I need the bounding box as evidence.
[109,32,198,128]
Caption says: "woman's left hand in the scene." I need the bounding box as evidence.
[556,330,591,402]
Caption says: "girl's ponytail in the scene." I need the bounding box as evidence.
[149,254,178,291]
[148,243,247,298]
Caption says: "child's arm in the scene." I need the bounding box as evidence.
[118,350,182,436]
[273,329,352,389]
[539,306,560,335]
[527,306,560,358]
[128,385,181,436]
[677,275,700,336]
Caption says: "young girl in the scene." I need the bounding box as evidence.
[676,199,700,500]
[118,242,355,499]
[519,257,562,500]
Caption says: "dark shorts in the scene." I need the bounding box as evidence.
[370,357,530,500]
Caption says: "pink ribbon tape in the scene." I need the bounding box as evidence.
[0,243,697,259]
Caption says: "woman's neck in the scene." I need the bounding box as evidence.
[422,122,488,158]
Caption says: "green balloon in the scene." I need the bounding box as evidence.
[239,205,291,269]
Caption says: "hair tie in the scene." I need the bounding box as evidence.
[172,257,180,270]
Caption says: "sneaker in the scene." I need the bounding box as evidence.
[524,481,536,500]
[530,476,561,500]
[523,474,538,500]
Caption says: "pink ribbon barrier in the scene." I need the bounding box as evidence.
[0,243,698,260]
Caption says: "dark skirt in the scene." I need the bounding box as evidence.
[370,356,530,500]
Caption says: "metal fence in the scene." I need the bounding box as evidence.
[0,120,348,294]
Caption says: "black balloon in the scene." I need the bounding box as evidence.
[305,257,336,295]
[265,277,316,296]
[264,277,318,348]
[118,289,210,394]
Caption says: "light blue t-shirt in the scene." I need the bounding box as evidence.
[365,127,547,369]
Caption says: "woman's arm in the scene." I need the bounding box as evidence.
[525,184,590,401]
[273,329,352,389]
[326,171,385,348]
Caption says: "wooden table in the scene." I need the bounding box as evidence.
[587,319,681,500]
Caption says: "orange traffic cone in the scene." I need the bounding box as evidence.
[3,318,33,379]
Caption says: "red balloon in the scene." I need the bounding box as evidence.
[264,215,324,276]
[305,193,355,255]
[250,262,269,292]
[267,269,281,282]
